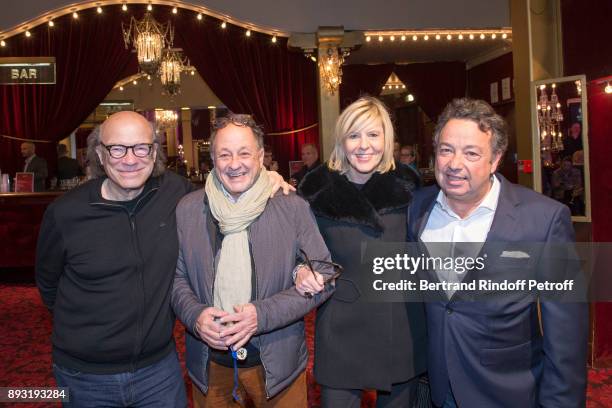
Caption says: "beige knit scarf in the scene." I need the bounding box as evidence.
[205,168,273,313]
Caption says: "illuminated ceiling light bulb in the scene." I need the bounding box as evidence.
[435,34,441,40]
[407,94,414,102]
[73,12,79,19]
[147,4,152,11]
[469,33,474,40]
[401,35,406,41]
[412,35,417,41]
[552,83,556,89]
[172,7,178,14]
[0,40,5,47]
[133,80,137,85]
[447,34,452,40]
[190,70,195,75]
[491,33,497,39]
[479,33,485,39]
[197,13,202,20]
[402,84,406,89]
[221,21,227,29]
[25,30,31,37]
[366,36,371,42]
[271,35,277,43]
[119,86,124,91]
[502,33,508,39]
[147,75,151,80]
[424,35,429,40]
[540,84,546,90]
[48,20,55,27]
[390,35,395,41]
[378,35,383,42]
[246,29,251,37]
[458,34,463,40]
[122,4,128,11]
[97,6,102,14]
[605,82,612,94]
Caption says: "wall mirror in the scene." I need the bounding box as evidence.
[532,75,591,222]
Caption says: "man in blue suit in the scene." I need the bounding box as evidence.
[407,98,587,407]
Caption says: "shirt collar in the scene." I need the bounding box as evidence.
[435,174,501,218]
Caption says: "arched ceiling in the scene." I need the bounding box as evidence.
[1,0,510,34]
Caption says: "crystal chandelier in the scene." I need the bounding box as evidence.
[318,46,349,95]
[122,12,173,75]
[155,110,178,129]
[159,48,189,96]
[537,84,564,153]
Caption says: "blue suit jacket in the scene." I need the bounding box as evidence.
[407,174,587,408]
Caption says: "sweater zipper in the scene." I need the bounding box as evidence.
[91,186,159,371]
[247,228,269,398]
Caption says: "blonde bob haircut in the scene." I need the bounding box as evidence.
[328,96,396,174]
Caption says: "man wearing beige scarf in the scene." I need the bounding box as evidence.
[172,113,335,407]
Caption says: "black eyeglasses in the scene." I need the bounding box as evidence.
[299,249,343,298]
[101,143,154,159]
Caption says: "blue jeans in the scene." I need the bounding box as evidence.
[53,351,187,407]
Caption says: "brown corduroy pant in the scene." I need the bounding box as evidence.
[192,361,308,408]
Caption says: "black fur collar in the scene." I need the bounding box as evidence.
[298,165,413,231]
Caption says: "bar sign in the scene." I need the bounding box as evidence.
[0,57,56,84]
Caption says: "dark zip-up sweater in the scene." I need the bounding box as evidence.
[36,172,193,374]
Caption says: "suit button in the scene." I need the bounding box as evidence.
[446,307,453,315]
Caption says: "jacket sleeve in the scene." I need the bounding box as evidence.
[252,199,334,334]
[35,203,65,312]
[538,204,588,406]
[171,207,208,337]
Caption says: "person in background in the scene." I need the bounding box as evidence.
[562,122,583,158]
[393,141,401,162]
[399,144,423,189]
[552,155,584,215]
[21,141,48,191]
[290,143,321,187]
[399,145,417,169]
[56,143,83,187]
[263,144,279,173]
[172,113,333,407]
[297,96,426,407]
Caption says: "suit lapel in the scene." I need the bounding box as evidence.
[416,188,439,240]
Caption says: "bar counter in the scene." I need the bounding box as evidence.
[0,192,63,268]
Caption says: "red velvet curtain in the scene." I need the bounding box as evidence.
[588,79,612,367]
[339,64,395,108]
[394,62,467,121]
[171,11,318,178]
[0,7,137,177]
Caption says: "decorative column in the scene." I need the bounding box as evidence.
[181,109,194,172]
[511,0,564,187]
[289,28,362,162]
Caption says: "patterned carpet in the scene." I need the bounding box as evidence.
[0,283,609,407]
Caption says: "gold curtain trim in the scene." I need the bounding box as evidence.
[1,134,54,143]
[266,123,318,136]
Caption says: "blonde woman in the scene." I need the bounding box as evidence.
[297,97,426,407]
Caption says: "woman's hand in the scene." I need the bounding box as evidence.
[266,170,295,197]
[295,266,325,297]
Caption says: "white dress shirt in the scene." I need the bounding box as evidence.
[420,175,501,297]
